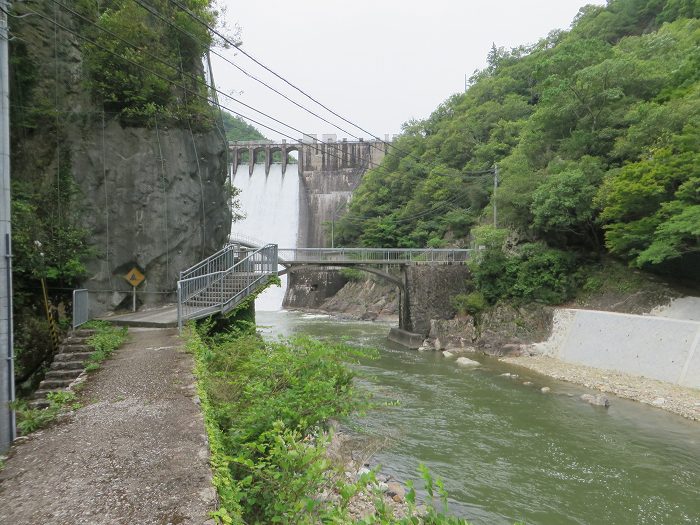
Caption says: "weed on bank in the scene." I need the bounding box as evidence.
[188,321,475,524]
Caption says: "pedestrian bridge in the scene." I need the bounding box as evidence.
[176,239,472,329]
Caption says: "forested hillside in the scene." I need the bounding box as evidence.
[221,111,265,141]
[336,0,699,303]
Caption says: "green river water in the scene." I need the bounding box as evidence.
[257,310,699,525]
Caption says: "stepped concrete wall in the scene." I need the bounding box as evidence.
[536,309,700,388]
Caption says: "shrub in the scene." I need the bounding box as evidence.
[472,243,580,305]
[12,390,79,435]
[84,321,129,371]
[451,291,487,317]
[188,324,476,524]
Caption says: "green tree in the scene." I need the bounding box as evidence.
[598,125,699,266]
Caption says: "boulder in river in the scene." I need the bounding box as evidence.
[456,357,479,367]
[580,393,610,407]
[541,387,551,393]
[443,351,454,358]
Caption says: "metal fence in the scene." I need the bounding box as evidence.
[276,247,473,265]
[177,244,278,331]
[72,289,89,329]
[229,231,267,249]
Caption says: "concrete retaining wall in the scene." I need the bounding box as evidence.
[537,309,700,388]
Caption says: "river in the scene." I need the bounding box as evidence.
[257,310,700,525]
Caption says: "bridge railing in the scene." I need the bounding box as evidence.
[276,247,472,265]
[229,231,267,249]
[177,244,278,330]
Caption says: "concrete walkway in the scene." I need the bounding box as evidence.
[0,328,216,525]
[99,304,178,328]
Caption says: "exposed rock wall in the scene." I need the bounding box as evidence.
[283,269,348,310]
[72,122,230,312]
[10,5,231,314]
[283,269,399,321]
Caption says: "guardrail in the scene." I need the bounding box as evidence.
[72,289,89,329]
[177,244,278,331]
[276,247,473,265]
[229,231,267,249]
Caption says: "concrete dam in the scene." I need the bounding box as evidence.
[229,135,390,248]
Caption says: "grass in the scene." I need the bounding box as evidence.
[188,319,476,525]
[11,321,128,435]
[11,391,80,435]
[82,321,128,373]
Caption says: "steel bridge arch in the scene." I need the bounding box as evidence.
[279,263,404,289]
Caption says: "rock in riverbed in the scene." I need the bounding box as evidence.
[580,393,610,407]
[456,357,479,367]
[386,482,405,503]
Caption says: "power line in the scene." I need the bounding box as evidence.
[166,0,496,184]
[50,0,308,141]
[135,0,393,164]
[75,0,392,173]
[167,0,387,144]
[22,2,389,178]
[20,4,301,144]
[36,1,495,232]
[336,176,489,225]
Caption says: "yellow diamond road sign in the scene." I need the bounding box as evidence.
[124,267,145,288]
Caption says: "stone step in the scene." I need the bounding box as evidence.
[32,387,69,401]
[29,399,50,409]
[72,328,97,337]
[38,378,74,390]
[53,352,92,363]
[59,344,92,354]
[63,336,91,345]
[50,359,86,370]
[45,369,83,380]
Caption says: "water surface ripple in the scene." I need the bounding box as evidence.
[257,311,700,525]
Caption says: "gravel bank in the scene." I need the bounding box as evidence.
[0,327,216,525]
[501,354,700,421]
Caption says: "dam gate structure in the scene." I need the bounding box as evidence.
[229,135,392,248]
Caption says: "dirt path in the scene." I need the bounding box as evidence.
[0,327,216,525]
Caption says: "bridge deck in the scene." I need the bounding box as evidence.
[265,246,472,265]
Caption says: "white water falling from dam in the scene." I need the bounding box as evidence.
[231,163,300,310]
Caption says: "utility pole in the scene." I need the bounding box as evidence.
[493,164,499,227]
[0,0,16,452]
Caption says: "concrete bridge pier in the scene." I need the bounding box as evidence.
[248,147,255,176]
[398,265,412,332]
[231,150,238,178]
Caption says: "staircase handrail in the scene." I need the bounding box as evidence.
[180,243,239,281]
[177,244,278,330]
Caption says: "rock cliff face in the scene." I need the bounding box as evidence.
[72,123,230,312]
[10,5,231,313]
[283,269,399,321]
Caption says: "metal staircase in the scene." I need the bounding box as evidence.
[176,243,278,330]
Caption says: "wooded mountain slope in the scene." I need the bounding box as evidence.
[336,0,699,294]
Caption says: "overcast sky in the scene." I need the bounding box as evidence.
[211,0,605,142]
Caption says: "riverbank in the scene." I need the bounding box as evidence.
[501,353,700,421]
